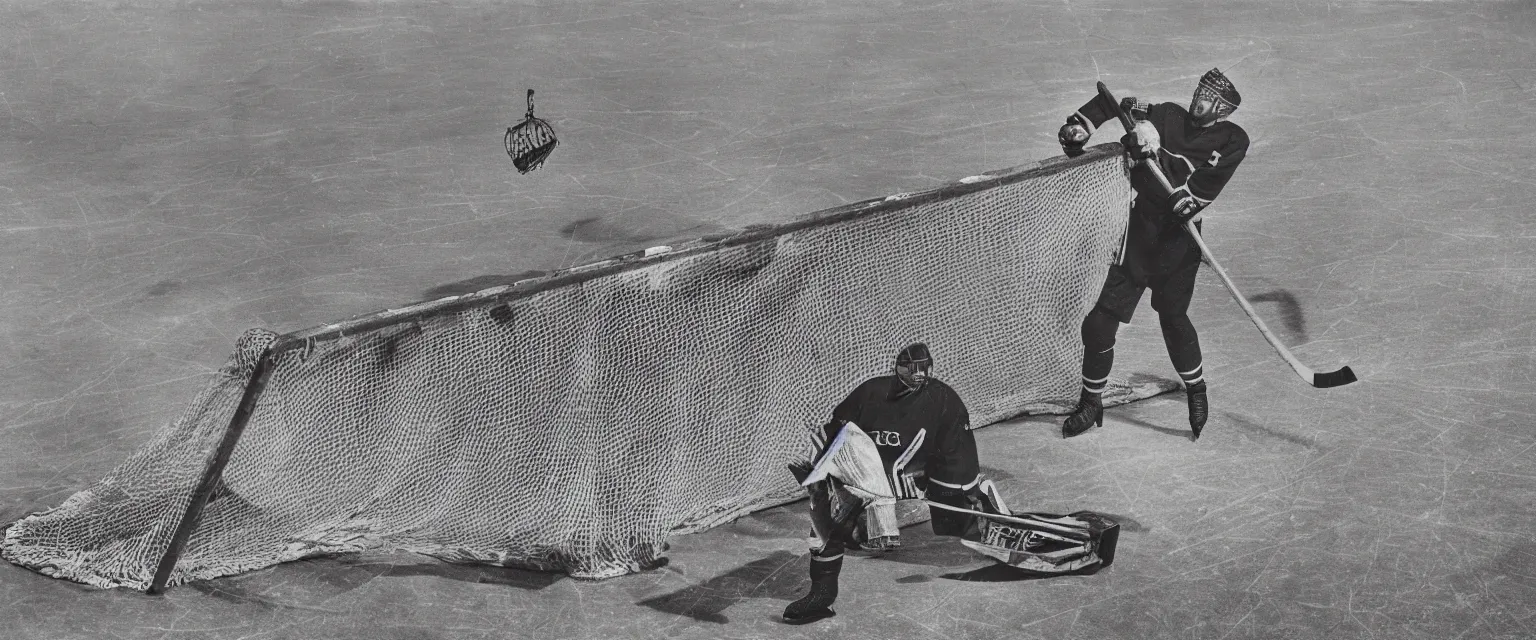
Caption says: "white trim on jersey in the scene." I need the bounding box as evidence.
[930,475,981,491]
[889,428,927,499]
[1163,150,1197,185]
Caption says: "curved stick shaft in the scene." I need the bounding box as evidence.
[1096,80,1354,388]
[1180,220,1318,384]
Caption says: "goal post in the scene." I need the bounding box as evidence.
[4,144,1175,591]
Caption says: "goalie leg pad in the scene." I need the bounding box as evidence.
[801,422,897,499]
[961,510,1121,575]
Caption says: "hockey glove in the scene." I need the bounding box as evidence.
[1169,193,1204,225]
[1119,96,1149,119]
[1058,123,1089,157]
[1119,121,1159,161]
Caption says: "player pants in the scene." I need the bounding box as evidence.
[1080,196,1206,384]
[1098,196,1203,324]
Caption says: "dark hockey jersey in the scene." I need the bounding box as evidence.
[1069,95,1249,210]
[829,375,979,494]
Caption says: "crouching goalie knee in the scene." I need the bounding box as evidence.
[927,478,1008,538]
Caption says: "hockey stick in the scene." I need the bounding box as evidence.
[1095,82,1357,389]
[924,501,1093,541]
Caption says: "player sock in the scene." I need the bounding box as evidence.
[1081,346,1113,395]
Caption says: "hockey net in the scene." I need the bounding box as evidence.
[2,145,1172,590]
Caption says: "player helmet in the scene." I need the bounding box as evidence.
[1189,68,1241,127]
[894,343,932,390]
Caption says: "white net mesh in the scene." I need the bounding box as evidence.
[2,146,1173,590]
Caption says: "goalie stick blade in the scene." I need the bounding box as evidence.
[1312,366,1358,389]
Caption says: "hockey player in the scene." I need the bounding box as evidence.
[1056,69,1249,440]
[782,343,999,624]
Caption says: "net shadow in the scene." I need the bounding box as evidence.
[634,550,805,624]
[381,559,569,590]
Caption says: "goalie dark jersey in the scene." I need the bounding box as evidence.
[829,375,979,496]
[1069,96,1249,214]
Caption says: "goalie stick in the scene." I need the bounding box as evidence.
[1095,81,1357,389]
[924,501,1093,541]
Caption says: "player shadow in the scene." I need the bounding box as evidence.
[938,561,1110,583]
[1218,412,1319,449]
[634,550,807,624]
[1248,289,1307,341]
[1094,512,1149,533]
[1113,413,1194,440]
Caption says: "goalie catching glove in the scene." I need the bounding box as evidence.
[1058,123,1090,157]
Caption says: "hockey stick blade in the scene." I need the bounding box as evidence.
[1313,366,1357,389]
[1182,220,1358,389]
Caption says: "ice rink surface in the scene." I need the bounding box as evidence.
[1,0,1533,638]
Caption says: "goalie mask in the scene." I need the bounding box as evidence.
[1189,68,1241,127]
[894,343,932,391]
